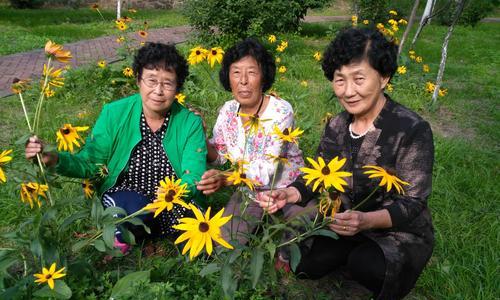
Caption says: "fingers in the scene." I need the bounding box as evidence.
[196,170,224,194]
[25,136,43,160]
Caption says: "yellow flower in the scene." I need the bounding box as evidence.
[20,182,49,208]
[207,47,224,68]
[11,78,30,94]
[397,65,407,74]
[266,154,290,166]
[362,165,410,194]
[300,156,352,192]
[42,64,65,88]
[423,64,430,73]
[116,22,128,31]
[175,93,186,106]
[351,15,358,26]
[268,35,277,43]
[280,40,288,48]
[34,262,66,290]
[386,83,393,92]
[321,112,333,124]
[363,19,369,25]
[0,149,13,183]
[391,24,399,32]
[319,192,342,219]
[188,46,208,65]
[376,23,385,30]
[398,19,408,25]
[173,204,233,260]
[116,36,125,43]
[226,169,260,191]
[275,57,281,64]
[425,81,436,94]
[415,56,423,63]
[144,176,190,218]
[273,125,304,144]
[313,51,322,61]
[120,16,132,23]
[97,60,106,68]
[237,112,270,134]
[44,40,72,63]
[90,3,99,9]
[409,54,416,60]
[276,45,285,53]
[389,10,398,15]
[300,80,308,87]
[388,19,397,26]
[82,179,94,199]
[123,67,134,77]
[408,50,416,56]
[128,8,137,13]
[278,66,287,73]
[438,88,448,97]
[56,123,89,153]
[138,30,148,39]
[44,87,55,97]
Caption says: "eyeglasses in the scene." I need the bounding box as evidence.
[141,78,176,91]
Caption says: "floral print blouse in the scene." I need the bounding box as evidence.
[209,95,304,190]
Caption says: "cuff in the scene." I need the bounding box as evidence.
[384,202,406,228]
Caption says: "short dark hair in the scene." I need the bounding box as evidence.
[132,42,189,92]
[322,27,398,81]
[219,38,276,92]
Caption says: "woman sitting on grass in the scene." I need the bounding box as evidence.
[25,42,207,253]
[195,38,307,247]
[256,27,435,299]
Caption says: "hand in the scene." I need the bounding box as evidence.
[329,210,370,236]
[196,169,226,195]
[25,136,58,167]
[255,189,288,214]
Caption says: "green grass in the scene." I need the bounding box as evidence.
[0,7,188,55]
[0,21,499,299]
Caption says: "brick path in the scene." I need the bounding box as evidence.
[1,16,498,98]
[0,26,190,98]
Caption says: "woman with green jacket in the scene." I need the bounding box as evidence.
[25,43,207,253]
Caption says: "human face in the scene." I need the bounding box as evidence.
[138,67,177,118]
[332,59,390,119]
[229,55,263,110]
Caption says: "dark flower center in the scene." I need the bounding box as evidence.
[212,50,217,55]
[283,128,290,135]
[321,166,330,175]
[240,173,247,179]
[26,186,36,192]
[199,222,209,232]
[60,128,70,135]
[196,50,201,55]
[165,190,176,202]
[45,274,52,279]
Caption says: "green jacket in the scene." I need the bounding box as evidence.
[56,94,207,207]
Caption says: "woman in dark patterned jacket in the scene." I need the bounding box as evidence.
[256,27,434,299]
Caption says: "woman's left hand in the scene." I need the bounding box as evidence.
[329,210,370,236]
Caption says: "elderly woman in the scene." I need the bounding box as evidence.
[25,43,207,252]
[196,38,305,245]
[256,28,434,299]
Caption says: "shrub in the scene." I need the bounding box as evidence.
[354,0,389,23]
[436,0,500,26]
[8,0,44,8]
[182,0,331,45]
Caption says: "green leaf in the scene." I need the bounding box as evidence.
[72,239,91,253]
[124,217,151,234]
[119,227,136,245]
[110,270,150,298]
[14,133,30,145]
[199,262,220,277]
[221,263,237,300]
[289,243,301,272]
[33,280,72,299]
[311,229,338,240]
[250,247,265,289]
[59,211,88,233]
[102,206,127,218]
[93,239,106,252]
[103,224,116,249]
[265,242,276,259]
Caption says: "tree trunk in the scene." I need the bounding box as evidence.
[116,0,121,20]
[411,0,435,48]
[432,0,466,105]
[398,0,420,56]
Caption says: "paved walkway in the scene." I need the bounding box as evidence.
[1,16,498,98]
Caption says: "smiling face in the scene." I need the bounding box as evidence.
[138,67,177,118]
[228,55,263,110]
[332,59,390,119]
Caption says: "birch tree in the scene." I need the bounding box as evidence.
[116,0,122,20]
[398,0,420,56]
[411,0,436,48]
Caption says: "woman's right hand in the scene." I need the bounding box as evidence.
[196,169,226,195]
[25,136,58,167]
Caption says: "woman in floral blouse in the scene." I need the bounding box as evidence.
[196,38,305,245]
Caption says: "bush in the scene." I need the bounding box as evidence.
[8,0,44,8]
[182,0,331,45]
[354,0,389,23]
[436,0,500,26]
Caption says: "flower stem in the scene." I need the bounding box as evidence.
[34,57,51,133]
[17,93,33,132]
[352,185,380,210]
[201,63,218,87]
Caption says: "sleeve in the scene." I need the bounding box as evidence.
[383,121,434,227]
[179,115,208,204]
[55,105,112,179]
[209,104,229,166]
[246,105,296,188]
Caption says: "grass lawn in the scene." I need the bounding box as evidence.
[0,16,498,299]
[0,6,188,55]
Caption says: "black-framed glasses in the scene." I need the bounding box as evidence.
[141,78,176,91]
